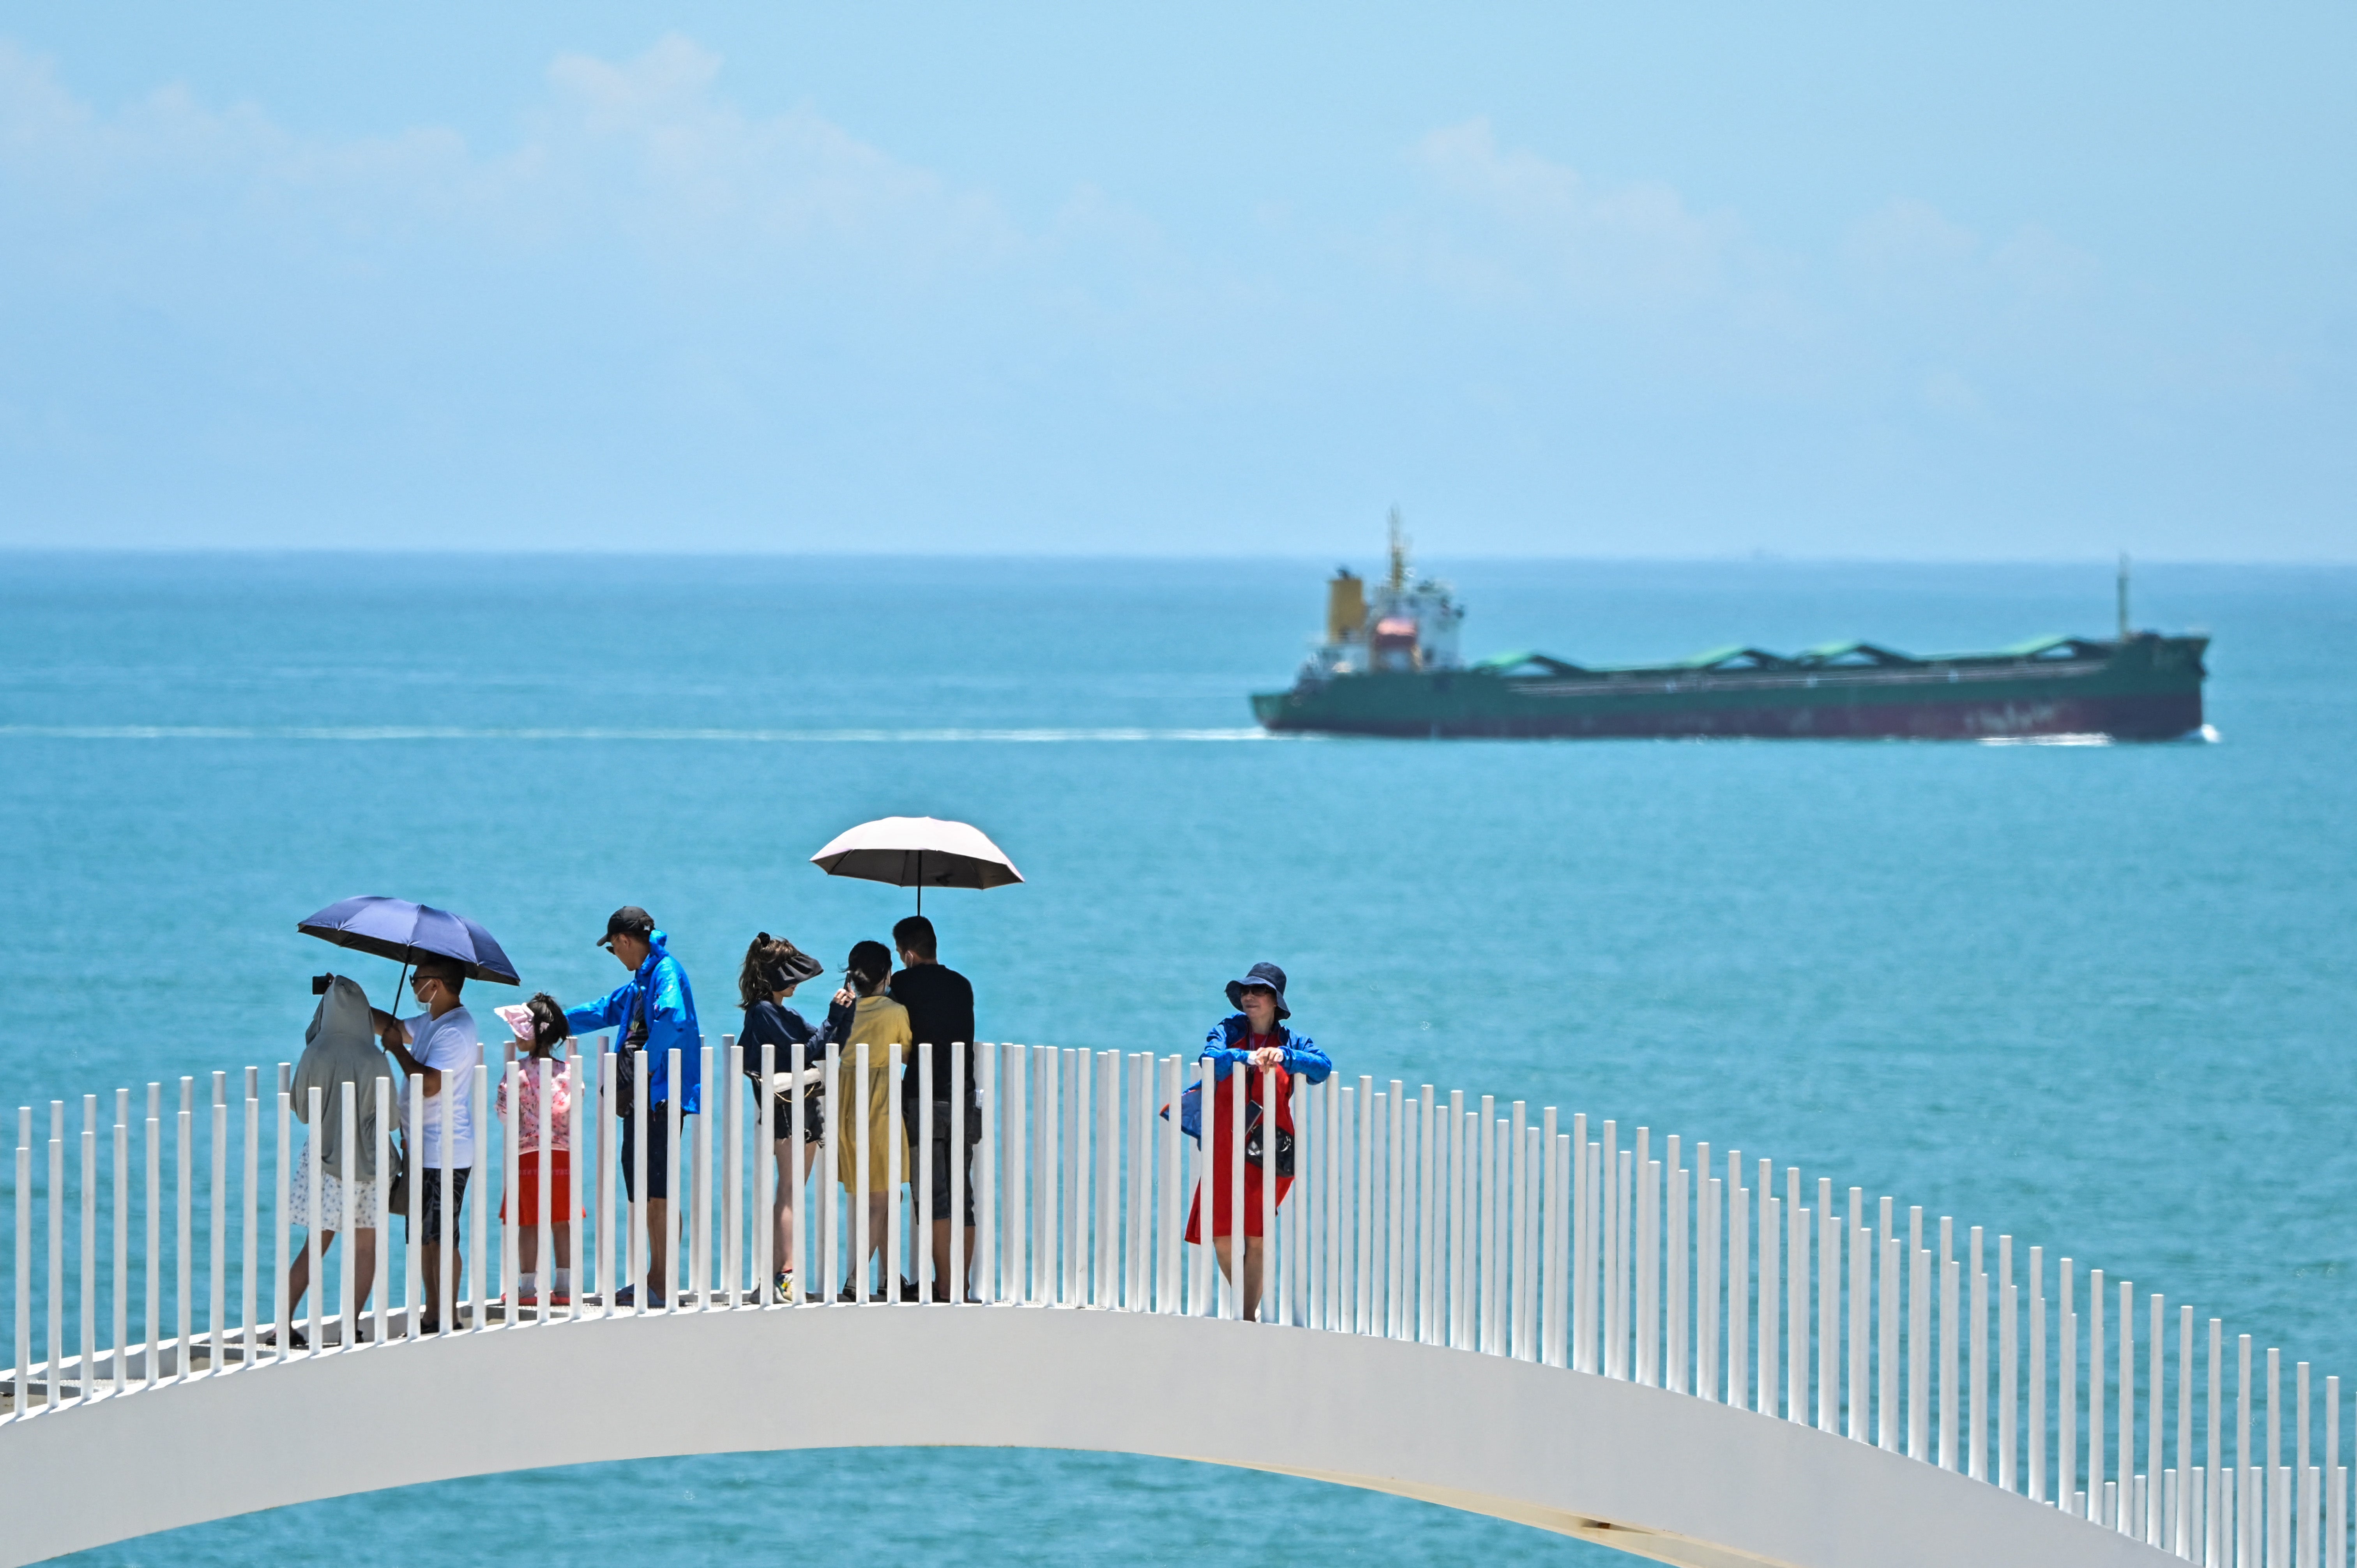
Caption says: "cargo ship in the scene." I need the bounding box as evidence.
[1251,522,2208,741]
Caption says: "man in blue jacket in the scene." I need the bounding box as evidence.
[565,906,701,1307]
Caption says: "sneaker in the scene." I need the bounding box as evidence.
[510,1289,541,1308]
[772,1270,794,1304]
[613,1285,668,1309]
[546,1289,571,1307]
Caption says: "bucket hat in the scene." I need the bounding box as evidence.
[1225,962,1291,1019]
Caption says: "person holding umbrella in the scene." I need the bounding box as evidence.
[562,906,702,1308]
[367,956,482,1333]
[295,895,521,1332]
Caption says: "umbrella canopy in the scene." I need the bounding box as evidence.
[297,895,521,985]
[809,816,1022,913]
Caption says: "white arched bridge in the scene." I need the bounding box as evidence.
[2,1040,2344,1566]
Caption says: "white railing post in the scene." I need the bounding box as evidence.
[2030,1247,2048,1501]
[975,1043,994,1308]
[2000,1235,2018,1488]
[915,1044,935,1307]
[2152,1296,2167,1546]
[2102,1264,2121,1518]
[1818,1201,1838,1434]
[598,1047,618,1314]
[1386,1086,1406,1341]
[80,1098,96,1402]
[724,1040,742,1310]
[1969,1227,1988,1478]
[1700,1154,1721,1401]
[1600,1121,1620,1376]
[236,1079,254,1369]
[117,1093,133,1394]
[953,1041,970,1309]
[13,1109,28,1416]
[1729,1153,1749,1416]
[1060,1049,1081,1310]
[501,1059,519,1323]
[469,1061,489,1328]
[402,1071,420,1337]
[373,1077,390,1345]
[1851,1193,1871,1443]
[2177,1306,2195,1554]
[305,1086,322,1354]
[1940,1220,1959,1469]
[1155,1054,1176,1314]
[1634,1133,1656,1384]
[2324,1374,2340,1568]
[1574,1119,1592,1370]
[1911,1211,1931,1462]
[336,1083,355,1351]
[2060,1262,2079,1513]
[1759,1165,1779,1417]
[887,1045,906,1308]
[175,1082,191,1375]
[46,1104,61,1399]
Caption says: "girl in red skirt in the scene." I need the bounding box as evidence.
[1185,962,1331,1320]
[494,995,576,1308]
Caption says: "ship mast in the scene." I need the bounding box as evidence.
[1388,507,1409,594]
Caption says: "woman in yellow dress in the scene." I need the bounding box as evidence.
[834,939,913,1299]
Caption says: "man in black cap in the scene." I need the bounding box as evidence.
[564,906,702,1307]
[889,915,978,1301]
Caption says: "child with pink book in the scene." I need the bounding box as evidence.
[493,994,575,1307]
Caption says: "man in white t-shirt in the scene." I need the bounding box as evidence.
[371,956,481,1331]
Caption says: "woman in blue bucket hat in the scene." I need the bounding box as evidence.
[1184,962,1331,1320]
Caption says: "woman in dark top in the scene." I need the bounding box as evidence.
[738,932,826,1302]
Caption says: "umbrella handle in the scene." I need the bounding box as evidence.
[387,962,410,1028]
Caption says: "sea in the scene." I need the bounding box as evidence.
[2,551,2352,1565]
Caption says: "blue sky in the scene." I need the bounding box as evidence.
[0,3,2348,558]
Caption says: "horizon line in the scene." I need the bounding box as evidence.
[4,545,2352,569]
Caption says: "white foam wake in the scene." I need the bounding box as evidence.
[0,724,1276,744]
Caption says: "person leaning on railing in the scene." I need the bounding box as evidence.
[830,939,915,1301]
[281,973,390,1344]
[888,915,979,1302]
[561,906,702,1309]
[1187,962,1330,1322]
[735,932,827,1303]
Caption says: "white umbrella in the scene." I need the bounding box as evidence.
[808,816,1024,914]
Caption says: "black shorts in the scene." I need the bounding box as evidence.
[767,1086,825,1147]
[619,1106,689,1201]
[912,1112,977,1229]
[412,1166,470,1243]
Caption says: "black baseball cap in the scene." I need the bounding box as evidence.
[597,906,656,950]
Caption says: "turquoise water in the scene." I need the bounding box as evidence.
[4,552,2354,1564]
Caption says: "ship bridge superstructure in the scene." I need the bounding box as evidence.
[1306,510,1463,680]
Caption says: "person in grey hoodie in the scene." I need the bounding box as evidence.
[284,974,392,1339]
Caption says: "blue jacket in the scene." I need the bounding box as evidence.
[1199,1014,1330,1084]
[565,930,703,1112]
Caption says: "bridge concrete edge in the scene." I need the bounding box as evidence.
[0,1307,2178,1568]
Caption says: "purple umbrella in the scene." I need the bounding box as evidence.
[298,897,521,1010]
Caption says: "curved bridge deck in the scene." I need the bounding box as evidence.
[2,1041,2344,1566]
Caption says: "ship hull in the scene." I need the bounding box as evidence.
[1253,638,2208,742]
